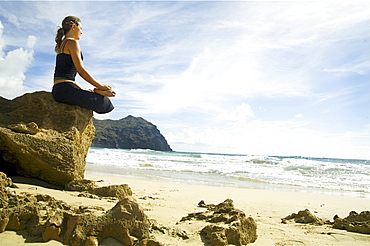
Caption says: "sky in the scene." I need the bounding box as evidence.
[0,1,369,159]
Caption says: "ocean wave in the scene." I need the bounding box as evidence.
[86,148,370,198]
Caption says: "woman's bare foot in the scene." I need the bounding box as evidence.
[94,88,116,97]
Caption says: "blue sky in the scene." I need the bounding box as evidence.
[0,1,369,159]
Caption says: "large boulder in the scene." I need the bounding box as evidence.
[0,91,95,187]
[92,115,172,151]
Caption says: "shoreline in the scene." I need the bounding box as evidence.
[85,165,370,200]
[86,149,370,200]
[0,173,369,245]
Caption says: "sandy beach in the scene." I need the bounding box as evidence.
[0,173,369,246]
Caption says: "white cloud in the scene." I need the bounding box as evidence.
[111,1,370,117]
[127,34,311,115]
[168,118,370,159]
[0,8,20,28]
[217,103,255,125]
[0,21,36,99]
[323,61,370,75]
[0,24,4,57]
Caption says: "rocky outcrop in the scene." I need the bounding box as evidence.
[333,211,370,234]
[0,91,95,187]
[0,172,17,202]
[0,172,158,245]
[282,209,370,235]
[66,179,132,200]
[281,209,324,225]
[180,199,258,245]
[92,116,172,151]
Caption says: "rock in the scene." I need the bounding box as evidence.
[200,217,258,246]
[136,238,164,246]
[0,172,16,189]
[106,197,150,236]
[63,196,151,245]
[65,179,132,199]
[150,219,189,241]
[198,200,207,207]
[181,199,257,245]
[65,179,98,192]
[169,228,189,240]
[200,224,229,246]
[181,199,246,224]
[92,115,172,151]
[42,225,61,242]
[93,184,132,200]
[84,236,99,246]
[0,217,9,233]
[0,91,95,187]
[0,171,17,206]
[8,122,40,135]
[333,211,370,234]
[281,209,324,225]
[0,173,153,245]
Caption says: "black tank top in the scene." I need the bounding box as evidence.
[53,39,83,81]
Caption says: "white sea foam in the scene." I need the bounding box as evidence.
[86,148,370,198]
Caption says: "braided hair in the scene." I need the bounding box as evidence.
[54,16,81,53]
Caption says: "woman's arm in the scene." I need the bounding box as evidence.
[66,39,111,91]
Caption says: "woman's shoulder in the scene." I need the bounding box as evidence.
[63,38,79,47]
[61,38,80,54]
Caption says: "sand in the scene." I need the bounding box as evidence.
[0,174,369,246]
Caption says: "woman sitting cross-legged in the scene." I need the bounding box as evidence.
[52,15,115,114]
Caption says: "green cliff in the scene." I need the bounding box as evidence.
[92,115,172,151]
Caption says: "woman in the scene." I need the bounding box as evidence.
[52,16,115,114]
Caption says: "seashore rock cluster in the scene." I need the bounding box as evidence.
[332,211,370,234]
[180,199,258,245]
[0,172,160,245]
[282,209,370,235]
[0,171,262,245]
[281,208,325,225]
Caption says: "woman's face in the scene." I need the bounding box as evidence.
[70,22,83,40]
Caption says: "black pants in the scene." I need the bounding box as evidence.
[52,82,114,114]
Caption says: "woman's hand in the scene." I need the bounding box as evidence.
[94,87,116,97]
[98,84,112,91]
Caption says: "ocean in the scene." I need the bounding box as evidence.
[85,148,370,199]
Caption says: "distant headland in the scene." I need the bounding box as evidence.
[92,115,172,152]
